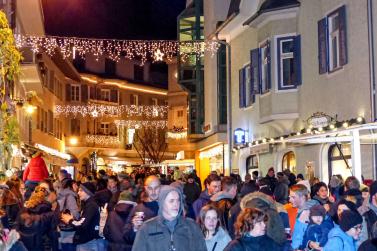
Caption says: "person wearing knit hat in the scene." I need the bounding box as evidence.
[364,181,377,241]
[324,210,362,251]
[79,182,96,197]
[132,185,207,251]
[300,205,334,250]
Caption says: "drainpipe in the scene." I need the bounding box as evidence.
[367,0,377,178]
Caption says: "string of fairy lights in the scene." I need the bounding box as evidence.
[14,34,221,64]
[114,120,167,129]
[55,104,168,118]
[85,135,120,147]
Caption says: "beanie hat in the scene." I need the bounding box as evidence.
[297,174,304,180]
[370,181,377,202]
[339,210,363,232]
[310,205,326,217]
[158,185,183,218]
[80,182,96,197]
[338,199,358,212]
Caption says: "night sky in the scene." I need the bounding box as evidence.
[41,0,186,40]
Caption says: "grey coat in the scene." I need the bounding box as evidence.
[205,227,231,251]
[57,188,80,219]
[132,216,207,251]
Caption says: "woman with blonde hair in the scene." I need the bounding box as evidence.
[198,204,231,251]
[224,208,283,251]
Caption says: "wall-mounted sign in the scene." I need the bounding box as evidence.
[306,112,335,128]
[234,128,246,144]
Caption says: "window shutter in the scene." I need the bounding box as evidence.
[250,48,259,103]
[239,69,245,108]
[318,17,328,74]
[293,35,302,86]
[338,5,347,66]
[110,89,118,103]
[90,86,95,99]
[130,94,134,105]
[266,41,271,90]
[81,84,88,103]
[96,87,101,100]
[66,84,71,101]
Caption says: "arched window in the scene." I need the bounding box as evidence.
[282,151,296,173]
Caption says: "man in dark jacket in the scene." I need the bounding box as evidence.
[192,173,221,218]
[184,173,201,218]
[132,185,207,251]
[122,175,161,246]
[274,172,289,205]
[106,175,120,212]
[61,182,100,250]
[265,167,278,193]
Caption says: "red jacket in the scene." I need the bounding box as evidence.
[23,155,49,182]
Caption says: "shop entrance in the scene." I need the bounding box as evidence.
[328,143,352,180]
[246,155,258,175]
[282,151,296,173]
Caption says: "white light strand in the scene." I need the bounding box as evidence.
[114,120,167,129]
[85,135,120,147]
[166,131,187,139]
[14,34,221,65]
[55,104,168,118]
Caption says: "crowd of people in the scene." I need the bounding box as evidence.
[1,152,377,250]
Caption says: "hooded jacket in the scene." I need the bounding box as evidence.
[205,227,231,251]
[132,185,207,251]
[104,201,135,251]
[209,191,235,231]
[240,192,286,245]
[323,225,357,251]
[22,154,49,182]
[193,190,211,218]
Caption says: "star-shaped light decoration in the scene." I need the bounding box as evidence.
[91,109,99,118]
[154,49,164,61]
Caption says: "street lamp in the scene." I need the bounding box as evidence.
[24,104,36,144]
[69,137,78,145]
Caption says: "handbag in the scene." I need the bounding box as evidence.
[58,194,75,232]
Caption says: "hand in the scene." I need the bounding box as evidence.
[298,209,310,223]
[61,213,73,224]
[329,195,335,203]
[132,215,144,231]
[323,204,330,212]
[309,241,320,250]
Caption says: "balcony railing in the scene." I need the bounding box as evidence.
[85,134,121,148]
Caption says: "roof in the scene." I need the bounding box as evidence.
[244,0,300,25]
[227,0,241,19]
[51,52,81,81]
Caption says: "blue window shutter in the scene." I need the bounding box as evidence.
[239,69,245,108]
[266,41,271,90]
[338,5,347,66]
[293,35,302,86]
[258,49,262,94]
[318,17,328,74]
[250,48,259,103]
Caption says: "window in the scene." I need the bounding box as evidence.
[217,44,227,124]
[260,42,270,94]
[49,71,55,91]
[105,58,116,76]
[130,94,139,105]
[48,110,53,134]
[177,110,184,117]
[71,84,80,102]
[43,110,48,133]
[239,65,252,108]
[100,123,109,135]
[318,5,347,74]
[282,151,296,173]
[151,98,158,106]
[71,119,80,136]
[134,65,144,81]
[277,36,302,90]
[100,89,110,101]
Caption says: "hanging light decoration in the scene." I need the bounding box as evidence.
[14,34,221,65]
[114,119,167,129]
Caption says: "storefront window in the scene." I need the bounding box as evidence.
[329,143,352,180]
[246,155,258,175]
[282,151,296,173]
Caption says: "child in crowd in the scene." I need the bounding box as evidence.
[301,205,333,250]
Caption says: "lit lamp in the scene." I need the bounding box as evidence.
[25,105,36,144]
[69,137,78,146]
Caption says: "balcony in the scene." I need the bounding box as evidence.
[84,134,121,148]
[19,47,44,95]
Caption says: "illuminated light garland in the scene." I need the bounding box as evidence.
[114,120,167,129]
[55,104,168,118]
[14,34,221,65]
[166,131,187,140]
[85,135,120,147]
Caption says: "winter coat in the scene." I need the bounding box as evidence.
[240,192,286,245]
[358,238,377,251]
[94,188,112,208]
[57,188,79,219]
[15,206,59,251]
[205,227,231,251]
[274,176,289,204]
[70,196,100,245]
[323,225,357,251]
[122,200,159,245]
[104,201,134,251]
[265,175,278,192]
[22,155,49,182]
[300,219,334,249]
[209,191,235,231]
[107,190,120,212]
[183,182,201,205]
[363,205,377,239]
[193,191,211,218]
[131,215,207,251]
[224,234,283,251]
[228,201,241,239]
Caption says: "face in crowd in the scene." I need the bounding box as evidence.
[204,209,219,234]
[206,180,221,196]
[162,191,180,221]
[289,190,306,209]
[145,176,161,202]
